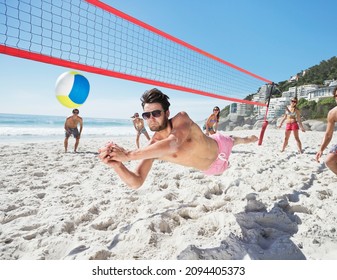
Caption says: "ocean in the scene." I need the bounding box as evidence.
[0,113,136,143]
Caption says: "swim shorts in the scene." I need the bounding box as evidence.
[138,127,147,135]
[329,144,337,154]
[65,128,80,138]
[203,133,234,176]
[286,122,299,131]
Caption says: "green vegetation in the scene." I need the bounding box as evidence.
[219,56,337,120]
[280,56,337,120]
[278,56,337,92]
[297,97,335,120]
[220,105,230,118]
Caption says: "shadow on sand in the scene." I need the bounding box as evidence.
[177,194,306,260]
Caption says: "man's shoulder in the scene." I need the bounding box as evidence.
[328,106,337,121]
[172,111,191,121]
[171,111,194,127]
[330,105,337,112]
[174,111,190,119]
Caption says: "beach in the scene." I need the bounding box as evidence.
[0,128,336,260]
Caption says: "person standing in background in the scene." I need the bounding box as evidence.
[205,106,220,136]
[131,112,150,148]
[278,97,305,153]
[64,108,83,153]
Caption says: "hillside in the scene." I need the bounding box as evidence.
[278,56,337,92]
[219,56,337,120]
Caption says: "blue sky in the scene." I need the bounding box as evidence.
[1,0,337,120]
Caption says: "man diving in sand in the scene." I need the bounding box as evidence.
[98,88,258,189]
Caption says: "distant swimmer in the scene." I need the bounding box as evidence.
[99,88,258,189]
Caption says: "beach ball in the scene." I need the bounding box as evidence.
[55,71,90,108]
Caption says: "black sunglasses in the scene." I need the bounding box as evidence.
[142,110,163,120]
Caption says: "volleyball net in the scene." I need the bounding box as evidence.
[0,0,272,106]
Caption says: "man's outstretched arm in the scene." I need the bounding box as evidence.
[99,145,154,189]
[316,111,335,162]
[109,112,193,162]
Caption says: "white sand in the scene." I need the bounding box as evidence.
[0,129,336,260]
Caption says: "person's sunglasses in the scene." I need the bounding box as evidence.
[291,100,297,103]
[73,111,79,114]
[142,110,163,120]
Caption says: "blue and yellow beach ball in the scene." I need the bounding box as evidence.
[55,71,90,108]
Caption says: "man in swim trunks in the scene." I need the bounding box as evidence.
[131,112,150,148]
[64,108,83,153]
[99,88,258,189]
[316,86,337,175]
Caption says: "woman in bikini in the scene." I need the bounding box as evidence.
[205,106,220,135]
[278,97,305,153]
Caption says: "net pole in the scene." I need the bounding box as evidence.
[258,82,274,146]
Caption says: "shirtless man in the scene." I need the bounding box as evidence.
[64,108,83,153]
[131,112,150,148]
[98,88,258,189]
[316,86,337,175]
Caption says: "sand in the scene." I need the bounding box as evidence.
[0,129,336,260]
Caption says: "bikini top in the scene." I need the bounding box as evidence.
[285,106,297,118]
[208,113,219,123]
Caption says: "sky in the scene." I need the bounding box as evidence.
[1,0,337,120]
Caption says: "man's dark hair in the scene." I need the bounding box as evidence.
[333,86,337,96]
[141,88,171,111]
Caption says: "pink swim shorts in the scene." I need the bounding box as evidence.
[329,144,337,154]
[203,133,234,176]
[286,122,299,131]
